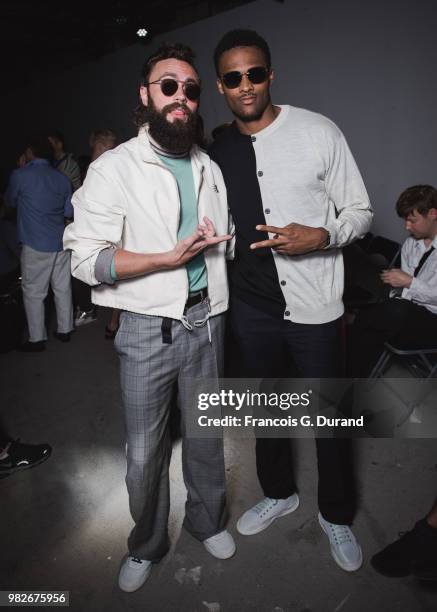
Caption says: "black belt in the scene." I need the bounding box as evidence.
[184,288,208,311]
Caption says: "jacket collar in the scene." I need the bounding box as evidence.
[137,125,204,170]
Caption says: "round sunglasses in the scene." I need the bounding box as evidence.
[221,66,270,89]
[146,78,201,101]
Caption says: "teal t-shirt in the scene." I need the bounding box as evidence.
[157,154,207,293]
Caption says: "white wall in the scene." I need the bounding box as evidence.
[4,0,436,241]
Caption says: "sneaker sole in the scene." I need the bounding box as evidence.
[204,542,236,559]
[74,319,97,327]
[0,450,52,479]
[318,514,363,572]
[237,496,300,536]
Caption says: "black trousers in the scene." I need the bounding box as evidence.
[71,277,93,312]
[348,298,437,378]
[229,296,355,525]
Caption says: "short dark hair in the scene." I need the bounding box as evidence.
[47,130,65,146]
[27,136,52,160]
[134,42,198,129]
[140,42,197,85]
[395,185,437,218]
[213,29,271,75]
[89,128,117,148]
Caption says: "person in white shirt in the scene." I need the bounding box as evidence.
[349,184,437,376]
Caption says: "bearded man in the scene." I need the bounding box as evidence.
[64,42,235,593]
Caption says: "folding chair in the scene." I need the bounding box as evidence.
[366,342,437,429]
[370,342,437,379]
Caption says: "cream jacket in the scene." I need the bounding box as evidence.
[63,128,233,319]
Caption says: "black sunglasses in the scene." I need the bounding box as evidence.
[146,78,201,101]
[221,66,270,89]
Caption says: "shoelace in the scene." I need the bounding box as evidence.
[253,498,278,516]
[328,523,352,546]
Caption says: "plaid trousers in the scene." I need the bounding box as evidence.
[115,301,227,561]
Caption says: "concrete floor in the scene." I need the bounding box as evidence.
[1,315,436,612]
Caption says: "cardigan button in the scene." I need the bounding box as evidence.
[257,170,263,177]
[264,208,270,214]
[281,280,286,286]
[285,310,290,317]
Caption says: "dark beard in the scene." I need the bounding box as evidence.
[146,98,198,154]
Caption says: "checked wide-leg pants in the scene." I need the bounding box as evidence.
[115,301,228,561]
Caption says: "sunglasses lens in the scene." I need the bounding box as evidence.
[222,71,242,89]
[184,82,201,101]
[248,67,268,84]
[222,67,269,88]
[160,79,178,96]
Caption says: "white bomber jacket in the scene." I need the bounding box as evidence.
[63,128,234,320]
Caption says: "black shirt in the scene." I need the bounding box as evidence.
[209,123,285,318]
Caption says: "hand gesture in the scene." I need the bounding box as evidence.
[171,216,232,266]
[250,223,329,255]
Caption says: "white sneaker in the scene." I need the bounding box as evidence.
[118,556,152,592]
[237,494,300,536]
[318,513,363,572]
[203,530,236,559]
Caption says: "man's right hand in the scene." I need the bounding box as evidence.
[168,216,232,267]
[113,217,231,280]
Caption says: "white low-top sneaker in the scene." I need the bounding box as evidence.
[237,494,300,536]
[318,513,363,572]
[203,530,236,559]
[118,556,152,592]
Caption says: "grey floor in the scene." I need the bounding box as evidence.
[1,315,436,612]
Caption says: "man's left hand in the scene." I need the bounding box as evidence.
[380,268,412,288]
[250,223,328,255]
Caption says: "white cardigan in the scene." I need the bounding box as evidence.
[250,105,373,323]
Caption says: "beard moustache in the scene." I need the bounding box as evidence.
[146,98,198,154]
[234,108,265,123]
[234,93,271,123]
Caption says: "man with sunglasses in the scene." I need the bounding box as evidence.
[64,42,235,593]
[210,30,372,572]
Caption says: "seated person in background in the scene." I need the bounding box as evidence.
[348,185,437,377]
[372,496,437,580]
